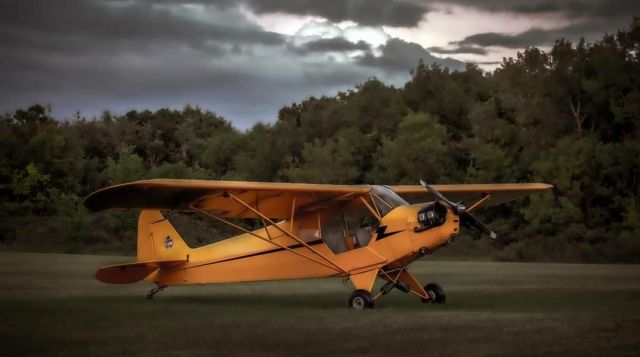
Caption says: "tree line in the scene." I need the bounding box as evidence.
[1,20,638,262]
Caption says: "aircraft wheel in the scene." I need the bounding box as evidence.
[422,283,446,304]
[348,289,374,310]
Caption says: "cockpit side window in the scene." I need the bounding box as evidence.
[320,186,407,254]
[371,193,394,216]
[321,204,379,254]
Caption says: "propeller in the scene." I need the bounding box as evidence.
[419,180,497,239]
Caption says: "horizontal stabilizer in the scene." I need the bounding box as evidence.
[96,259,187,284]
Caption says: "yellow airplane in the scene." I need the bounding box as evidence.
[85,179,551,309]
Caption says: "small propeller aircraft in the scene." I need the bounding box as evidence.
[85,179,551,309]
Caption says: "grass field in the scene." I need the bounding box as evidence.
[1,252,639,356]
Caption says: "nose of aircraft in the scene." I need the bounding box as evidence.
[419,179,497,239]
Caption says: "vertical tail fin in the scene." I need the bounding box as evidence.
[137,210,190,262]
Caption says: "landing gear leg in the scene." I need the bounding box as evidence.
[145,284,167,300]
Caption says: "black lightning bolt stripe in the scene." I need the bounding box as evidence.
[375,226,404,240]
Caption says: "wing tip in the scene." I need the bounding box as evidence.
[84,186,121,212]
[537,183,554,190]
[83,192,101,212]
[83,179,168,212]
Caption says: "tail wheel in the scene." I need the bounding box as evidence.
[422,283,446,304]
[348,289,374,310]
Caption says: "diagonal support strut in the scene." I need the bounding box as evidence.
[189,205,343,274]
[226,192,349,275]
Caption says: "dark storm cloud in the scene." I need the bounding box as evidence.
[455,28,554,48]
[359,39,465,72]
[433,0,638,49]
[453,16,632,49]
[293,38,371,54]
[0,0,291,126]
[432,0,640,18]
[428,46,488,55]
[0,0,284,52]
[1,0,453,126]
[242,0,430,27]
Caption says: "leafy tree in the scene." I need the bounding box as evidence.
[403,61,472,137]
[280,130,361,184]
[196,129,240,179]
[103,147,145,184]
[372,112,451,184]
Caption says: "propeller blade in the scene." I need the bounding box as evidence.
[419,179,496,239]
[419,179,461,212]
[460,212,497,239]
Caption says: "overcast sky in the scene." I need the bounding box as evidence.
[0,0,636,128]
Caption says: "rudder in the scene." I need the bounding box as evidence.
[137,210,190,262]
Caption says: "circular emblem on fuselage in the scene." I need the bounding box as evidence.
[164,236,174,249]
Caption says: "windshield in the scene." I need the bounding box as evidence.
[370,185,409,217]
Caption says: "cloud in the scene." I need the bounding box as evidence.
[452,16,634,49]
[0,0,458,127]
[359,38,465,72]
[242,0,430,27]
[293,38,371,54]
[0,0,285,52]
[428,46,488,55]
[428,0,638,51]
[292,21,390,49]
[431,0,640,19]
[0,0,292,126]
[454,28,554,48]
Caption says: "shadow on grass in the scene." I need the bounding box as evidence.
[162,292,345,310]
[10,286,640,313]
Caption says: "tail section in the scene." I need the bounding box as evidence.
[96,259,186,284]
[137,210,190,262]
[96,210,190,284]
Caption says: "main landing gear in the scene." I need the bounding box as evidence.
[348,289,375,310]
[348,267,447,309]
[348,282,446,309]
[421,283,446,304]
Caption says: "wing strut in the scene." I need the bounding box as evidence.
[467,193,492,212]
[289,194,296,231]
[189,206,344,274]
[226,192,349,275]
[359,196,382,220]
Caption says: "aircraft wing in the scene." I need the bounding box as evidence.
[390,183,552,207]
[85,179,371,219]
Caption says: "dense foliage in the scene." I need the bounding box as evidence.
[1,20,639,262]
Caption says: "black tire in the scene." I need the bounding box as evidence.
[422,283,446,304]
[348,289,374,310]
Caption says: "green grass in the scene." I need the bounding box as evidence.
[1,252,639,356]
